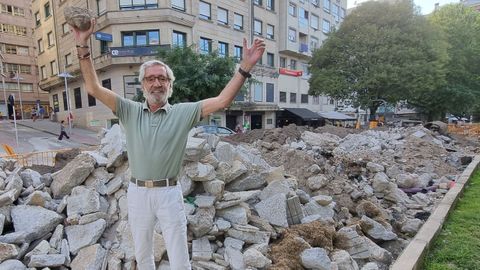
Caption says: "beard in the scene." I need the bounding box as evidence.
[144,87,168,106]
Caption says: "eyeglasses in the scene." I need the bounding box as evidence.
[144,76,170,84]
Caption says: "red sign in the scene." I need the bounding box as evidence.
[279,68,303,77]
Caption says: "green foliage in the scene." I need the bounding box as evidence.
[428,4,480,119]
[158,46,237,104]
[423,171,480,269]
[309,0,447,118]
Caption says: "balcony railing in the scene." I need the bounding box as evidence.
[299,43,309,53]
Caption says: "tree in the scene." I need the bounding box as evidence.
[309,0,447,120]
[429,4,480,121]
[133,46,237,104]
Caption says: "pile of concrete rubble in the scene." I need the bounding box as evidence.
[0,124,474,270]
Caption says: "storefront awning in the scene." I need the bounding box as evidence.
[317,111,356,121]
[283,108,321,121]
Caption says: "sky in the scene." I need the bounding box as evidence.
[347,0,461,14]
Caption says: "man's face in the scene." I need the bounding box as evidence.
[142,65,170,106]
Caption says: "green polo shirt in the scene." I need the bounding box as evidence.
[114,96,202,180]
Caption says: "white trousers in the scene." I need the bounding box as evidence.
[127,183,191,270]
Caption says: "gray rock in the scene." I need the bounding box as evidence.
[0,243,18,263]
[360,216,397,241]
[11,205,63,243]
[51,153,96,198]
[28,254,66,268]
[300,248,331,270]
[331,250,359,270]
[255,193,288,227]
[192,236,212,261]
[70,244,106,270]
[0,259,26,270]
[64,6,95,31]
[65,219,106,254]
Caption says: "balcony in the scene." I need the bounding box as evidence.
[95,8,195,29]
[299,43,309,53]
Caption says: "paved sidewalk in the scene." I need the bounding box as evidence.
[16,119,101,146]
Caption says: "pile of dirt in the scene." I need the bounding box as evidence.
[227,124,313,145]
[269,221,336,269]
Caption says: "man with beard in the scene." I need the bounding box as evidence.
[71,19,265,269]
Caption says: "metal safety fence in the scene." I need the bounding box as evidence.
[447,124,480,137]
[1,149,66,167]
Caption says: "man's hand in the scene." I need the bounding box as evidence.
[71,18,96,45]
[240,38,266,72]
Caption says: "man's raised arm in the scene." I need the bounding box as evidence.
[71,19,117,112]
[201,38,265,118]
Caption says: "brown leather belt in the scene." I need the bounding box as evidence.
[130,177,178,188]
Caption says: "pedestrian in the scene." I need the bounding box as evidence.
[39,106,45,120]
[70,18,264,269]
[58,120,70,140]
[32,108,38,122]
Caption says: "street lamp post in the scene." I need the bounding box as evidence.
[12,71,24,120]
[0,53,7,119]
[58,66,74,134]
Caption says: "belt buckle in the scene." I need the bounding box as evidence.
[145,180,154,188]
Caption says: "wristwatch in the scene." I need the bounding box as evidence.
[238,67,252,78]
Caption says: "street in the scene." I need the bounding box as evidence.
[0,119,99,155]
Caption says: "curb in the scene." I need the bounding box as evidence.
[390,155,480,270]
[16,121,59,137]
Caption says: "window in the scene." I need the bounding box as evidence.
[267,119,273,125]
[299,8,308,28]
[280,57,286,68]
[280,91,286,102]
[199,37,212,54]
[340,8,346,19]
[301,94,309,104]
[310,36,319,51]
[100,40,109,54]
[323,0,330,12]
[267,53,274,67]
[218,42,228,57]
[199,1,211,20]
[254,19,262,36]
[53,94,59,112]
[266,83,274,102]
[38,39,44,53]
[322,19,330,33]
[65,53,72,66]
[18,46,28,56]
[97,0,106,15]
[35,12,40,26]
[288,3,296,16]
[311,0,319,6]
[234,13,243,30]
[234,45,242,62]
[62,91,68,111]
[172,31,186,48]
[332,4,339,22]
[254,83,263,102]
[47,31,54,47]
[254,0,262,6]
[290,59,297,70]
[50,60,57,76]
[266,0,274,11]
[74,88,82,109]
[218,7,228,25]
[266,24,274,39]
[88,94,96,107]
[171,0,185,11]
[62,23,69,34]
[44,2,51,18]
[311,14,319,30]
[119,0,157,10]
[102,79,111,90]
[290,93,296,103]
[122,30,159,46]
[41,65,47,79]
[288,28,296,42]
[313,96,320,104]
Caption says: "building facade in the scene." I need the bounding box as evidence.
[34,0,347,130]
[463,0,480,11]
[0,0,49,120]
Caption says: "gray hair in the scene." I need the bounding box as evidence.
[138,60,175,98]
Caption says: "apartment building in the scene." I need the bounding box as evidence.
[0,0,48,119]
[33,0,346,130]
[463,0,480,11]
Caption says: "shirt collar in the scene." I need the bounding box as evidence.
[142,101,171,113]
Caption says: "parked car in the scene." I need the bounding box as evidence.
[191,125,236,137]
